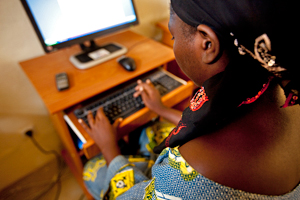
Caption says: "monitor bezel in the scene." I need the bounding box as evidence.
[20,0,139,53]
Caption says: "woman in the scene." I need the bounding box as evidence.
[80,0,300,199]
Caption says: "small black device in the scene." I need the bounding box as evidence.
[55,72,69,91]
[117,56,136,71]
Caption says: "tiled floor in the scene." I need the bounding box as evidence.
[0,160,89,200]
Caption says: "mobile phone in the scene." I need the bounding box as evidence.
[55,72,69,91]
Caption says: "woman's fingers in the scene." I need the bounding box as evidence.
[78,118,90,132]
[113,118,123,129]
[133,84,144,97]
[133,79,154,97]
[87,111,95,126]
[96,107,106,121]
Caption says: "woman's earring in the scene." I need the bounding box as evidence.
[207,42,212,48]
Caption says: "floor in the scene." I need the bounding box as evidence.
[0,160,89,200]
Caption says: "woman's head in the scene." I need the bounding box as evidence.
[154,0,299,153]
[169,0,299,106]
[169,6,229,87]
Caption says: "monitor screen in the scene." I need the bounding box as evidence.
[21,0,139,53]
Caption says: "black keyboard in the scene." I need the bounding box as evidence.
[73,69,184,126]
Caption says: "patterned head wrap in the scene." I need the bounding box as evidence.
[153,0,300,153]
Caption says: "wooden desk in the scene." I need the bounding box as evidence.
[20,30,193,198]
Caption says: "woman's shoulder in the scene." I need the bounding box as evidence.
[178,119,300,196]
[152,146,300,199]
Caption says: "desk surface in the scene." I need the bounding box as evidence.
[20,30,175,114]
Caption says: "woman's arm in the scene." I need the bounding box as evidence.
[79,108,122,166]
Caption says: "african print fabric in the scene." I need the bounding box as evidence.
[84,146,300,199]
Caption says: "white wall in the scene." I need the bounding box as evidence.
[0,0,170,190]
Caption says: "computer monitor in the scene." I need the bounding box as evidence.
[21,0,139,69]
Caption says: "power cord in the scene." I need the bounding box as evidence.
[126,38,151,53]
[78,193,86,200]
[25,130,63,200]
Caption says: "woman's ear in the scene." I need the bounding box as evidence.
[196,24,220,64]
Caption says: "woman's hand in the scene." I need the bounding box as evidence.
[133,79,165,114]
[133,79,182,125]
[78,107,122,165]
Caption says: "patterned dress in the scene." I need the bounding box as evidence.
[83,146,300,200]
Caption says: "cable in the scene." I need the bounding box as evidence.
[126,38,152,53]
[26,130,63,200]
[78,193,86,200]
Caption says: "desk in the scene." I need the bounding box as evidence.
[20,30,193,198]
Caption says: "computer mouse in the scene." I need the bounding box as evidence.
[117,56,136,71]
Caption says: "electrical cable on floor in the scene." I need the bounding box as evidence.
[25,130,63,200]
[78,193,86,200]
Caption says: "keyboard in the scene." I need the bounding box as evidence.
[73,68,185,126]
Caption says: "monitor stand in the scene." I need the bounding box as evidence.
[69,40,127,70]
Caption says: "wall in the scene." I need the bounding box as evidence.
[0,0,170,190]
